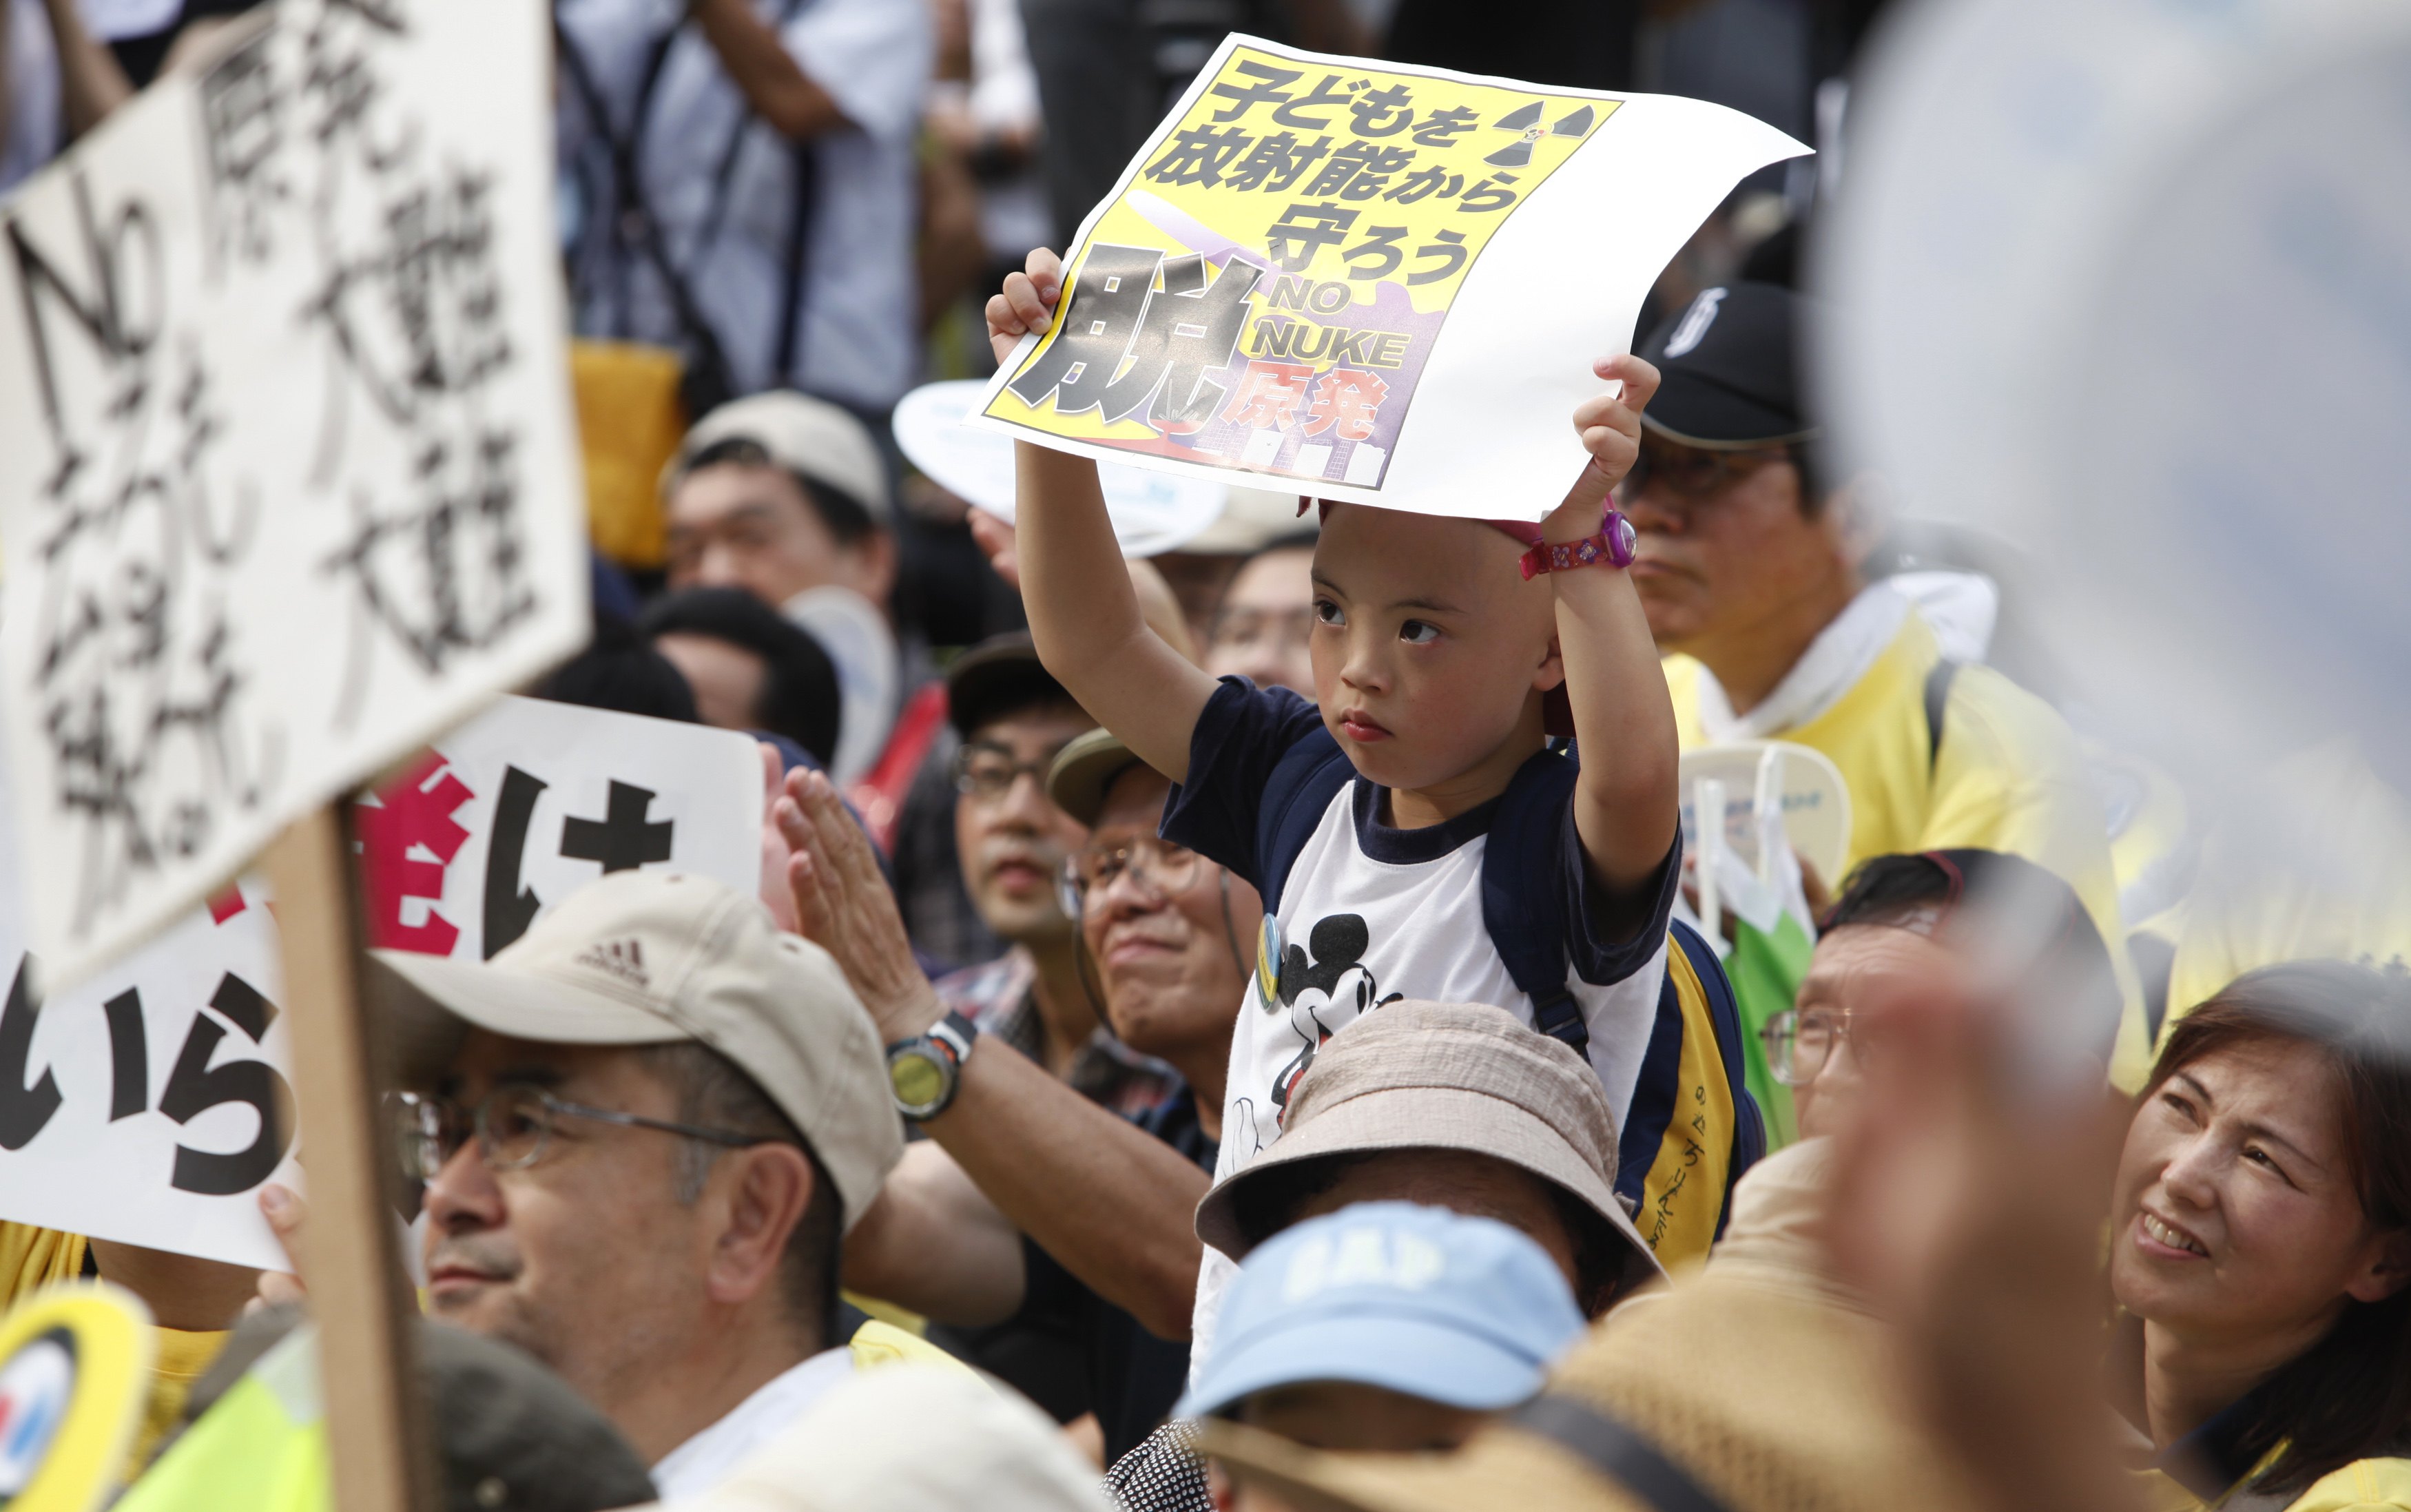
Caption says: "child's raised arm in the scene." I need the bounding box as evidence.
[987,250,1221,784]
[1548,354,1682,902]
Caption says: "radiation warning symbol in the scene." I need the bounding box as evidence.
[1484,101,1598,167]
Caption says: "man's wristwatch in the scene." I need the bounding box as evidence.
[886,1011,980,1122]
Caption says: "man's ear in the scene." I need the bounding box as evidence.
[2346,1228,2411,1305]
[704,1143,814,1308]
[845,527,900,608]
[1819,470,1887,579]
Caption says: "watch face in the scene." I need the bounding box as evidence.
[891,1050,947,1113]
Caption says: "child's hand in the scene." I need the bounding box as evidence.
[1552,353,1662,531]
[986,247,1064,365]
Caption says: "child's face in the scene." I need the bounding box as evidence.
[1309,505,1560,796]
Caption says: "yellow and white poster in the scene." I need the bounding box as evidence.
[975,37,1809,522]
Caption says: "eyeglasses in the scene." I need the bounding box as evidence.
[389,1084,766,1182]
[952,745,1053,805]
[1757,1008,1896,1087]
[1618,444,1793,507]
[1062,836,1205,900]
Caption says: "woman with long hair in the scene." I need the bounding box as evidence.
[2111,960,2411,1509]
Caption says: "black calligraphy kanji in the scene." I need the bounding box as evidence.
[1143,125,1254,189]
[483,765,548,957]
[1264,203,1358,273]
[158,973,296,1196]
[1225,132,1331,194]
[561,781,675,874]
[0,962,61,1152]
[1304,143,1415,201]
[1407,229,1467,285]
[198,31,291,273]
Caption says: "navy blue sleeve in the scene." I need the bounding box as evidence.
[1159,676,1332,889]
[1556,805,1684,986]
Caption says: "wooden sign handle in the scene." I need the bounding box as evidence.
[265,805,435,1512]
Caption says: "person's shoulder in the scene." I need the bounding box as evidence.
[847,1317,980,1376]
[2281,1456,2411,1512]
[1941,660,2091,774]
[1192,676,1332,762]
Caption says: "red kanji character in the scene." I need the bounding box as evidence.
[356,750,475,955]
[1303,368,1389,442]
[1220,360,1316,430]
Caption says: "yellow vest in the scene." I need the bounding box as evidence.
[1666,614,2146,1082]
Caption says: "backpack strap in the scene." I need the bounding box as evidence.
[1667,919,1764,1236]
[1923,657,1963,770]
[1250,737,1356,915]
[1509,1396,1734,1512]
[1480,748,1587,1057]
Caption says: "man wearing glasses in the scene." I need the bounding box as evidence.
[372,869,946,1499]
[798,729,1257,1463]
[1631,280,2133,1042]
[933,633,1176,1119]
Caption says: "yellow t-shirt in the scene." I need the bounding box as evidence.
[0,1223,232,1471]
[1666,612,2144,1081]
[2142,1453,2411,1512]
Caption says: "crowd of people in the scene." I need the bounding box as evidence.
[6,1,2410,1511]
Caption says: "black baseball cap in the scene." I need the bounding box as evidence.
[945,632,1091,741]
[1635,280,1819,450]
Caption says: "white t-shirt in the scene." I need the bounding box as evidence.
[555,0,932,409]
[1162,679,1680,1369]
[649,1347,854,1501]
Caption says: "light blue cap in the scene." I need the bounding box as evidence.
[1177,1201,1586,1419]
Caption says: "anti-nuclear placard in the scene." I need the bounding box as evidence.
[0,0,589,986]
[353,696,766,963]
[0,738,295,1270]
[975,35,1808,522]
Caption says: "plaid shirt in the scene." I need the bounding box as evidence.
[934,948,1180,1119]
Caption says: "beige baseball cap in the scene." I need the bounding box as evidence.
[664,391,892,526]
[1194,1001,1664,1292]
[1044,727,1160,829]
[640,1363,1110,1511]
[366,871,902,1232]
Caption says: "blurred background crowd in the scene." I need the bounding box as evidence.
[7,2,2411,1512]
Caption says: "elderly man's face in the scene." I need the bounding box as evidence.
[418,1031,709,1407]
[665,463,887,610]
[953,704,1094,944]
[1079,765,1260,1066]
[1618,441,1852,654]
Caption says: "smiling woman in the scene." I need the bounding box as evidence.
[2108,961,2411,1510]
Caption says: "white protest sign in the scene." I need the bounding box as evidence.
[972,34,1808,522]
[0,758,295,1270]
[0,0,590,986]
[354,696,765,964]
[895,380,1230,557]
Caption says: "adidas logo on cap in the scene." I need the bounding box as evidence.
[575,938,650,990]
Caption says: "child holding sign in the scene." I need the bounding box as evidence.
[986,250,1756,1357]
